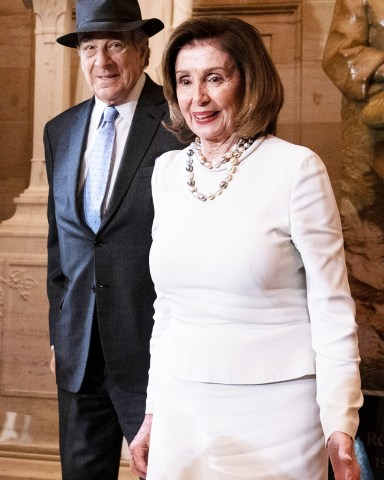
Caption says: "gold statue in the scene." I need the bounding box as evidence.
[323,0,384,395]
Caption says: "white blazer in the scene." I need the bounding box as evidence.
[147,135,362,441]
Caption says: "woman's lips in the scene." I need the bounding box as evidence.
[193,111,219,122]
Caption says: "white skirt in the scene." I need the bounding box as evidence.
[147,369,328,480]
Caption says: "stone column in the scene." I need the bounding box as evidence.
[0,0,72,470]
[1,0,71,233]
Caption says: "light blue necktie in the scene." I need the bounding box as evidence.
[83,106,118,233]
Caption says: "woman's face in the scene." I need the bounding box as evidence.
[175,40,242,145]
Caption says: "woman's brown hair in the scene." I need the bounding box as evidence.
[162,16,284,143]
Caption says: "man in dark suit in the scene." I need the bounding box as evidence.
[44,0,183,478]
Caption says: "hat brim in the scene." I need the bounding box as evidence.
[56,18,164,48]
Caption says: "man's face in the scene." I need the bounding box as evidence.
[78,32,146,105]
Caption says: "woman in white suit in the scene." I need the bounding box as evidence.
[130,16,363,480]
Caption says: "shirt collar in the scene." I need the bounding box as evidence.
[93,72,146,121]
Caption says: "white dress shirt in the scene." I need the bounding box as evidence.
[79,73,146,216]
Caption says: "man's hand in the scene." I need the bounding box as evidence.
[50,350,56,377]
[328,431,360,480]
[129,414,153,479]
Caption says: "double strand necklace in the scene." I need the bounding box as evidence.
[185,137,254,201]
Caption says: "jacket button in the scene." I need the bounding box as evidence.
[94,240,103,247]
[91,284,96,293]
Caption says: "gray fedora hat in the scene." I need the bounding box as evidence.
[57,0,164,48]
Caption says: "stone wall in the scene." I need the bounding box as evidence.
[0,1,34,222]
[301,0,342,199]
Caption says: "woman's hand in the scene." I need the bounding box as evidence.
[129,413,153,479]
[328,431,360,480]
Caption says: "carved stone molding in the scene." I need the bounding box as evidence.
[33,0,70,43]
[193,0,302,16]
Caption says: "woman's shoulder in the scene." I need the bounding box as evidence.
[262,135,316,157]
[259,135,325,170]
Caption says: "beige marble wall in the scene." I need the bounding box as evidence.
[0,1,34,222]
[301,0,342,200]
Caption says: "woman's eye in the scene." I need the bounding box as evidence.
[177,77,191,86]
[208,75,222,83]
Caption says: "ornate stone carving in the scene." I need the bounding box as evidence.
[33,0,68,32]
[0,269,37,317]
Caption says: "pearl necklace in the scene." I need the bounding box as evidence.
[185,137,254,201]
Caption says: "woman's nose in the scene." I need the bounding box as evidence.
[193,83,209,105]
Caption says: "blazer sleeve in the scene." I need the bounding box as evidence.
[44,122,67,347]
[290,151,363,442]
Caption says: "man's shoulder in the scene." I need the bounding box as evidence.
[46,98,94,128]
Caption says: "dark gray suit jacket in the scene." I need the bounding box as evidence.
[44,76,183,393]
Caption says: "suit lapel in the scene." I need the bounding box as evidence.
[100,77,165,229]
[67,99,94,227]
